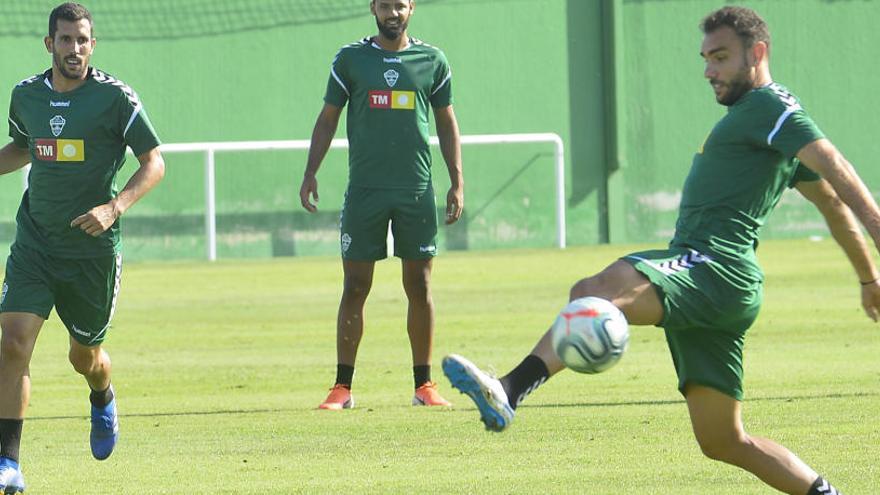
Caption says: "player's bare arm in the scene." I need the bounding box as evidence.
[797,138,880,248]
[434,104,463,225]
[0,143,30,176]
[300,103,343,213]
[71,146,165,236]
[796,178,880,321]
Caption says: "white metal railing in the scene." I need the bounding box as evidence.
[17,134,565,260]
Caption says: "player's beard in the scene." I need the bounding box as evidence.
[713,65,753,106]
[376,17,408,41]
[53,49,89,80]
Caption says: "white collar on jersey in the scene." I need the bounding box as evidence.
[370,37,412,51]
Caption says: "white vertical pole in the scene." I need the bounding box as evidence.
[386,222,394,257]
[205,149,217,261]
[21,164,30,192]
[554,137,566,249]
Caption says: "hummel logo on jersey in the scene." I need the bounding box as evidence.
[50,100,70,107]
[50,115,66,136]
[384,69,399,87]
[383,57,402,63]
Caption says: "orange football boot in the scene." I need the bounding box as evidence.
[318,384,354,410]
[412,381,452,406]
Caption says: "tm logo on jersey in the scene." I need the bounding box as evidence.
[369,90,415,110]
[35,139,85,162]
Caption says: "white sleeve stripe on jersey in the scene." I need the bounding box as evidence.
[767,103,802,146]
[123,106,141,138]
[431,71,452,96]
[43,78,53,91]
[8,117,28,137]
[331,67,350,96]
[93,69,143,108]
[16,74,40,87]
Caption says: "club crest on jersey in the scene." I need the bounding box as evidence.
[384,69,399,87]
[49,115,66,137]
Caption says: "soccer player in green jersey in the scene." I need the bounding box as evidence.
[0,3,165,491]
[300,0,463,410]
[443,7,879,494]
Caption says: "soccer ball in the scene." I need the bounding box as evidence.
[550,296,629,374]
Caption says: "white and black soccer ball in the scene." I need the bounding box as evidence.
[550,296,629,374]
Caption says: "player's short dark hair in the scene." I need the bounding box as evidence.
[49,3,93,39]
[700,6,770,50]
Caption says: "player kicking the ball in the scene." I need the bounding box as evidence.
[0,3,164,492]
[445,6,879,494]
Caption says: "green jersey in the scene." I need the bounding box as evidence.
[7,67,160,258]
[672,83,824,274]
[324,37,453,190]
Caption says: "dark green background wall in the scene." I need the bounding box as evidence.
[1,0,877,260]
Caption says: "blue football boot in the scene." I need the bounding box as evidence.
[0,457,25,494]
[442,354,515,432]
[90,386,119,460]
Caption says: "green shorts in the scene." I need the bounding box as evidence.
[340,185,438,261]
[622,247,763,401]
[0,242,122,346]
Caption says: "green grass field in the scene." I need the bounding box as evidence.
[12,239,880,493]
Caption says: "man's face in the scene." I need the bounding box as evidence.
[45,18,95,81]
[371,0,413,41]
[701,26,755,106]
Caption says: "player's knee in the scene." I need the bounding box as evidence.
[342,276,372,300]
[68,347,100,376]
[569,274,605,301]
[403,280,430,301]
[0,332,33,368]
[694,430,748,463]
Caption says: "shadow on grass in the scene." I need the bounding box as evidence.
[26,391,876,421]
[527,390,878,410]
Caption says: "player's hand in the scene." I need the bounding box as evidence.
[860,280,880,322]
[300,173,319,213]
[445,185,463,225]
[71,202,120,237]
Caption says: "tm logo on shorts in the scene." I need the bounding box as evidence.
[341,233,352,253]
[1,282,7,305]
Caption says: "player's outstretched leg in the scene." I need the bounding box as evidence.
[442,354,514,431]
[89,384,118,460]
[0,457,25,494]
[686,384,843,495]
